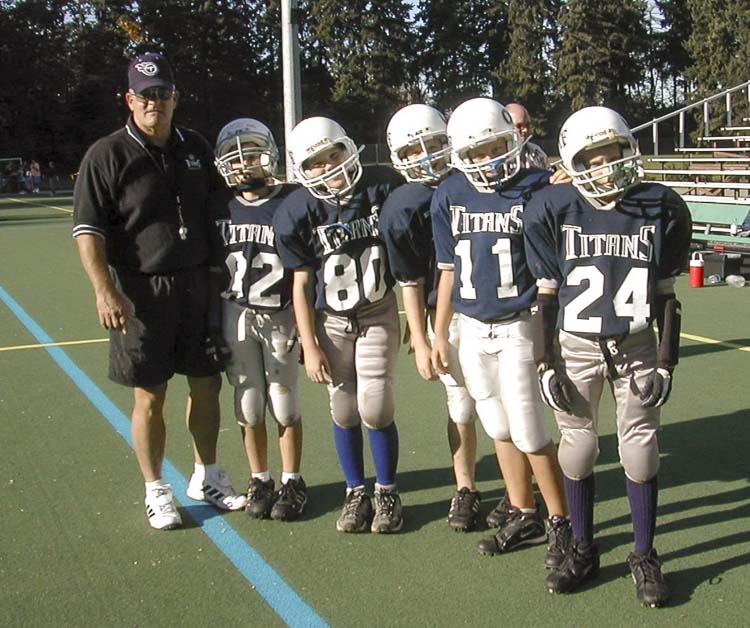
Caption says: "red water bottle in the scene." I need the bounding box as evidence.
[689,252,704,288]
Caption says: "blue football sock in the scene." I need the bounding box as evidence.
[367,422,399,486]
[564,473,595,544]
[332,423,365,489]
[626,476,658,555]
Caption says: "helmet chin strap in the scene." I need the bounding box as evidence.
[236,177,267,191]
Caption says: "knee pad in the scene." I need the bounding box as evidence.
[329,384,360,429]
[445,385,475,425]
[358,378,395,430]
[267,382,301,427]
[511,428,552,455]
[234,385,266,427]
[620,434,660,482]
[558,428,599,480]
[474,399,511,441]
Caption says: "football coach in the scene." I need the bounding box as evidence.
[73,52,245,530]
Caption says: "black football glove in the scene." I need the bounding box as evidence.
[537,365,573,413]
[205,329,231,369]
[635,367,673,408]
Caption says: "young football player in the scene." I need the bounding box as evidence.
[523,106,692,607]
[212,118,306,521]
[273,117,405,533]
[380,104,483,532]
[430,97,570,568]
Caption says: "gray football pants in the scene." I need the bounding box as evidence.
[555,327,661,483]
[316,291,400,430]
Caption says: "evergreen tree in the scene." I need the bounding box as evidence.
[309,0,413,143]
[417,0,508,112]
[495,0,561,135]
[686,0,750,132]
[653,0,693,104]
[555,0,649,121]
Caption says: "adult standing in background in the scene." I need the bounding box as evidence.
[47,160,59,195]
[73,51,245,531]
[29,159,41,193]
[506,103,550,171]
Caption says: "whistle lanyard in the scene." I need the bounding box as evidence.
[158,152,188,240]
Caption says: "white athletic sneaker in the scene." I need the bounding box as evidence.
[187,467,247,511]
[145,484,182,530]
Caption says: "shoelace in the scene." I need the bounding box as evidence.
[548,521,568,548]
[249,480,271,498]
[344,491,366,516]
[150,488,175,513]
[278,482,300,504]
[376,492,398,516]
[633,554,662,582]
[452,489,475,510]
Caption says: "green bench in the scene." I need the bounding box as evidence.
[687,201,750,273]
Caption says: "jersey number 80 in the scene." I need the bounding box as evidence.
[324,245,387,311]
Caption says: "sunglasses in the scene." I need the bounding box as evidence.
[131,87,174,103]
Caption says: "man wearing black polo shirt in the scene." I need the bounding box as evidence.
[73,52,245,530]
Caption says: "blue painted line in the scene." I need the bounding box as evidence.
[0,286,328,628]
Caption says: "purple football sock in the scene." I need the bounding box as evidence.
[367,422,399,486]
[626,476,658,555]
[564,473,595,544]
[332,423,365,489]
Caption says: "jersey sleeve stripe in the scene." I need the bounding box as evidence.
[72,225,106,239]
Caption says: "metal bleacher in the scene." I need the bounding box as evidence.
[631,81,750,271]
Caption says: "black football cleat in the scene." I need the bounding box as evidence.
[448,487,481,532]
[270,477,307,522]
[544,515,572,570]
[477,507,547,556]
[546,540,600,594]
[245,478,275,519]
[628,548,670,608]
[485,492,511,529]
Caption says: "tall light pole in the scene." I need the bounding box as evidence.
[281,0,302,179]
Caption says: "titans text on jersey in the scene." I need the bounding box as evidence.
[212,183,297,311]
[274,166,403,314]
[562,224,655,262]
[431,170,551,322]
[523,182,692,337]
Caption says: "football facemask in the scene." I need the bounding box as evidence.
[559,106,642,201]
[289,117,363,201]
[215,118,278,190]
[387,104,451,184]
[448,98,523,192]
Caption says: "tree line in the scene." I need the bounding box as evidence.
[1,0,749,174]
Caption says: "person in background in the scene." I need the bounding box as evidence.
[506,103,550,171]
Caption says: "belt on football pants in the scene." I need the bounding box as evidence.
[598,335,627,381]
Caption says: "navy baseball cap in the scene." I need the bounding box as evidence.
[128,52,175,93]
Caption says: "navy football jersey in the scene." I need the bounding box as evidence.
[212,183,297,311]
[379,182,439,308]
[274,165,402,314]
[431,170,550,321]
[523,182,692,337]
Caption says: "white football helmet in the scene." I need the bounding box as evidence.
[447,97,522,192]
[558,106,642,200]
[215,118,278,189]
[288,117,362,200]
[386,104,451,184]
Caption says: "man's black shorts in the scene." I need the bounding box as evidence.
[108,266,221,387]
